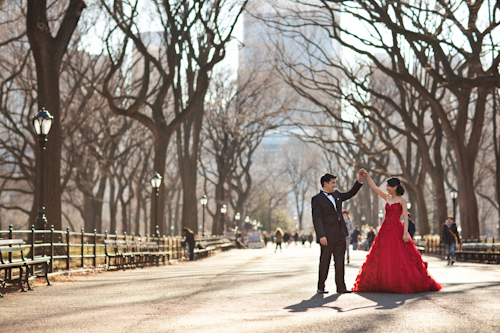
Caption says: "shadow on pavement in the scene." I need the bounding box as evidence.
[284,293,341,312]
[354,292,421,311]
[285,291,424,313]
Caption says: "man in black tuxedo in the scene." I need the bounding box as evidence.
[312,171,364,294]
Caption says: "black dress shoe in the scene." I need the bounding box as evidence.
[317,289,329,294]
[338,289,353,294]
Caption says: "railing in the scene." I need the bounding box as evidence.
[0,225,228,273]
[413,235,500,263]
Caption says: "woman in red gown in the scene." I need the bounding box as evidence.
[353,172,441,294]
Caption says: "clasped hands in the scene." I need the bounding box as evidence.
[358,168,368,182]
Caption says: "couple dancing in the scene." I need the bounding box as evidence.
[312,170,441,294]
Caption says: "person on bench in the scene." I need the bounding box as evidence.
[441,216,460,265]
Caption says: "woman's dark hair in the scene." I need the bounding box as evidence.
[387,177,405,196]
[320,173,337,187]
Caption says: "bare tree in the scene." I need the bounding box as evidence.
[199,66,287,234]
[256,0,500,238]
[101,0,248,235]
[27,0,87,230]
[283,138,320,231]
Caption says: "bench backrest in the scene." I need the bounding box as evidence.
[0,239,25,246]
[0,240,27,264]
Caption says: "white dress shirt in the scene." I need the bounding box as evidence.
[322,191,337,211]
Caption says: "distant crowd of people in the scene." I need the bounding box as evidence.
[182,209,460,268]
[268,228,315,253]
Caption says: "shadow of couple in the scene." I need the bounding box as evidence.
[285,292,422,313]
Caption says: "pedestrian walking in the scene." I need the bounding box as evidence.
[275,228,284,253]
[408,213,416,239]
[307,233,314,247]
[441,216,460,265]
[343,210,354,264]
[183,227,196,261]
[351,227,361,250]
[367,227,376,250]
[283,231,290,247]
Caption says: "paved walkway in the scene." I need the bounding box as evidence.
[1,243,499,332]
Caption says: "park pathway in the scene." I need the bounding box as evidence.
[1,243,499,332]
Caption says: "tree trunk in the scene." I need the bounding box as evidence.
[83,195,94,232]
[177,113,202,234]
[151,134,169,236]
[27,0,86,231]
[456,156,480,239]
[109,180,117,233]
[134,186,142,236]
[174,189,182,236]
[120,197,128,233]
[415,186,430,235]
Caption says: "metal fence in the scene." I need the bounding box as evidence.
[0,225,225,273]
[414,235,500,259]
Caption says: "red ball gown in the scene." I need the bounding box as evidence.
[353,202,441,294]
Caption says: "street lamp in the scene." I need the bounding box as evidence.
[450,188,458,222]
[407,201,412,210]
[33,108,53,255]
[361,215,366,226]
[151,172,162,236]
[378,210,384,226]
[234,212,241,230]
[244,216,250,232]
[220,204,227,232]
[200,195,208,237]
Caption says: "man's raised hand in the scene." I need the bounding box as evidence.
[358,169,366,182]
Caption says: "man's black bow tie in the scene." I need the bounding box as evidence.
[323,191,334,196]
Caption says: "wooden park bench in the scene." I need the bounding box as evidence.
[0,239,51,297]
[104,239,134,270]
[413,240,426,254]
[144,241,169,266]
[105,239,168,270]
[194,238,233,259]
[456,243,500,264]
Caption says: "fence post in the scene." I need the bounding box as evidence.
[93,229,97,268]
[81,228,85,268]
[104,230,108,268]
[30,225,35,275]
[66,227,70,271]
[169,237,172,261]
[8,224,13,280]
[49,225,54,273]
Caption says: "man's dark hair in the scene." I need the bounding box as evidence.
[320,173,337,187]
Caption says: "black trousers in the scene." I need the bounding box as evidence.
[188,244,195,261]
[318,238,346,292]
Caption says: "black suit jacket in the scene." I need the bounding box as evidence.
[311,181,363,243]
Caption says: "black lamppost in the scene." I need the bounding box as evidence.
[220,204,227,233]
[378,210,384,227]
[200,195,208,237]
[32,108,53,245]
[450,188,458,222]
[151,172,162,236]
[234,212,241,230]
[360,215,366,226]
[244,216,251,232]
[407,201,412,212]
